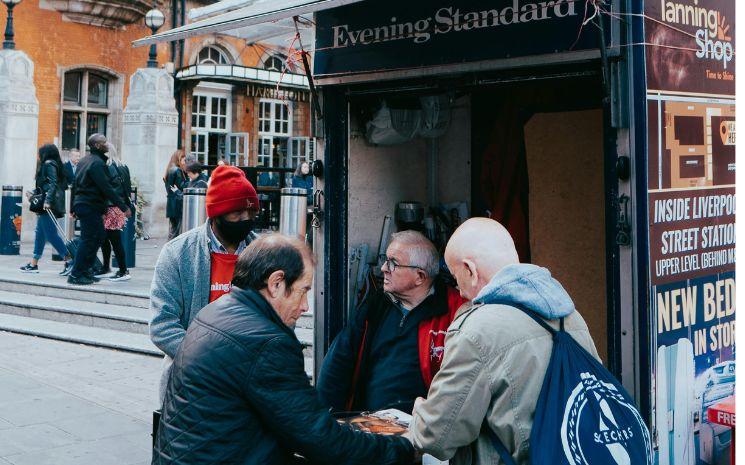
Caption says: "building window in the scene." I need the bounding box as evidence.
[263,54,286,72]
[60,70,112,150]
[259,99,290,136]
[198,46,231,65]
[191,94,228,132]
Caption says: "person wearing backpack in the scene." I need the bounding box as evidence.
[408,218,652,465]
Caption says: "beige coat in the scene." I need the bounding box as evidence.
[408,302,600,465]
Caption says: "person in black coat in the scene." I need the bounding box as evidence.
[164,150,187,240]
[95,144,134,282]
[183,160,208,189]
[20,144,72,274]
[153,234,414,465]
[68,134,130,285]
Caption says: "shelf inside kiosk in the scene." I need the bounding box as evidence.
[345,74,610,363]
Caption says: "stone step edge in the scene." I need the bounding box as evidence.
[0,276,150,301]
[0,294,149,325]
[0,316,162,357]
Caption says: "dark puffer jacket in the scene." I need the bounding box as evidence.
[153,286,414,465]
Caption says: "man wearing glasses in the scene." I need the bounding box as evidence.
[317,230,467,414]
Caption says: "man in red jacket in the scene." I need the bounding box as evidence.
[317,230,467,413]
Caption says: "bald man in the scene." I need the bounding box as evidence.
[68,134,130,285]
[407,218,599,465]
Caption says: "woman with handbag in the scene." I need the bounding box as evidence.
[20,144,72,274]
[95,144,133,281]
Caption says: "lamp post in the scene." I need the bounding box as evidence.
[144,6,165,68]
[2,0,22,50]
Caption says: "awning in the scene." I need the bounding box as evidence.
[133,0,366,47]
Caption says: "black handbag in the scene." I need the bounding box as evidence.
[29,188,45,213]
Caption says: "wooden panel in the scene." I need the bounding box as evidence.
[524,110,607,362]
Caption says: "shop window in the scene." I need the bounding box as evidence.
[197,46,231,65]
[190,85,232,166]
[60,69,113,150]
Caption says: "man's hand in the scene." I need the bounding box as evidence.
[124,207,132,218]
[43,203,51,211]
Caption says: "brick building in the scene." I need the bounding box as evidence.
[2,0,312,186]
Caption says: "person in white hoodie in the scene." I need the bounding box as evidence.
[407,218,600,465]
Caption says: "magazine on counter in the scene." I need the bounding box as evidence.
[339,409,448,465]
[339,408,411,436]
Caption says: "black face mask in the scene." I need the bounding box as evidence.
[215,217,253,244]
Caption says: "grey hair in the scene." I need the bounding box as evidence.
[389,230,440,278]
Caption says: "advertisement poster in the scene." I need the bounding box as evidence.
[645,0,735,96]
[646,96,735,465]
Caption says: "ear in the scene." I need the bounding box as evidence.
[266,270,286,298]
[462,259,479,287]
[415,268,428,285]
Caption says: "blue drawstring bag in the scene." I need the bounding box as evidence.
[486,305,653,465]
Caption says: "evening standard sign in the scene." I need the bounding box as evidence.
[314,0,605,78]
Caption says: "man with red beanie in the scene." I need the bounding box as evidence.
[149,165,260,403]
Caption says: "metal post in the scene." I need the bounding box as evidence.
[279,188,308,239]
[181,188,207,234]
[64,189,74,241]
[3,3,16,50]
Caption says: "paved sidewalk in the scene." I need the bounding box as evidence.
[0,237,166,296]
[0,331,160,465]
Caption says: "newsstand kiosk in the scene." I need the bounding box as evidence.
[136,0,735,462]
[310,1,735,464]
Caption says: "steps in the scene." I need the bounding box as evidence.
[0,272,316,367]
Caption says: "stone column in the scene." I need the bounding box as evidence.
[122,68,178,239]
[0,50,39,242]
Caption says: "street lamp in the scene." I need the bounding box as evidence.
[2,0,22,50]
[144,6,165,68]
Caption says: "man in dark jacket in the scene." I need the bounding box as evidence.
[153,234,414,465]
[62,149,81,187]
[317,231,467,414]
[68,134,130,285]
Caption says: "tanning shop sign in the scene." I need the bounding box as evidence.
[645,0,735,95]
[314,0,607,78]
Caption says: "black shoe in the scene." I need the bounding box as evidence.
[19,263,39,273]
[108,270,131,282]
[59,261,73,276]
[83,272,101,282]
[94,267,112,278]
[67,275,94,285]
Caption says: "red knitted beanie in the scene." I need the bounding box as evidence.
[206,166,259,218]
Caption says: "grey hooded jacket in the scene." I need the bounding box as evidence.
[408,264,600,465]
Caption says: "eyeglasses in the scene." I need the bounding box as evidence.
[382,256,422,273]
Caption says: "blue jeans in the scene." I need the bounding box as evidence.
[33,214,68,261]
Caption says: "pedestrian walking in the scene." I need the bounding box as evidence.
[153,234,414,465]
[20,144,72,274]
[95,144,133,282]
[67,134,130,286]
[164,150,186,240]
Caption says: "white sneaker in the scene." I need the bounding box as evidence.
[108,270,131,282]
